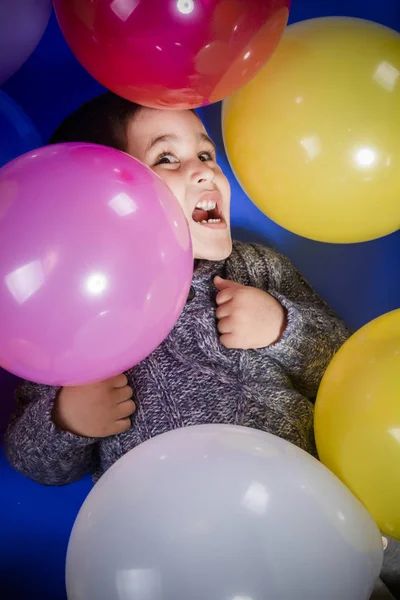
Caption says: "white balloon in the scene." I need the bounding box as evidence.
[66,425,383,600]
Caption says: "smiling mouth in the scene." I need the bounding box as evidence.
[191,192,227,229]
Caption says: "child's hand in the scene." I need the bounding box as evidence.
[214,276,287,350]
[52,374,135,438]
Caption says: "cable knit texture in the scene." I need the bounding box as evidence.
[5,242,350,486]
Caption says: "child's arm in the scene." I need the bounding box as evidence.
[229,243,350,398]
[5,381,99,485]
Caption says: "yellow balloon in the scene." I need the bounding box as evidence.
[223,17,400,243]
[315,310,400,539]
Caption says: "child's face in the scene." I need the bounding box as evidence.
[126,108,232,261]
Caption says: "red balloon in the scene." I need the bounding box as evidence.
[54,0,290,109]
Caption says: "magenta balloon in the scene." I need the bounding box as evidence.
[54,0,291,109]
[0,144,193,386]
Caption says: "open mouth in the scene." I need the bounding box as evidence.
[191,193,226,228]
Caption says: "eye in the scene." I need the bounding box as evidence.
[199,151,214,162]
[154,152,179,166]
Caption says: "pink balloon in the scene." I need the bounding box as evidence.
[0,144,193,386]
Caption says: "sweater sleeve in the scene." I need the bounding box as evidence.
[230,243,351,398]
[4,380,99,486]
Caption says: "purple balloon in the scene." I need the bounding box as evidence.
[0,0,52,86]
[0,143,193,386]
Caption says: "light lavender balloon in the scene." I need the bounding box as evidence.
[0,0,52,86]
[66,425,383,600]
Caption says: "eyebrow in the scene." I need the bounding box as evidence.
[145,132,217,154]
[200,132,217,154]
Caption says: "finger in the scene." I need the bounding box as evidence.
[113,417,132,435]
[216,288,236,305]
[112,373,129,389]
[219,333,238,349]
[216,301,232,320]
[217,317,233,335]
[116,399,136,419]
[214,276,242,291]
[115,385,134,403]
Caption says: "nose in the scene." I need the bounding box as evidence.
[189,159,215,185]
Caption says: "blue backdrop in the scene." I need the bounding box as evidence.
[1,1,399,598]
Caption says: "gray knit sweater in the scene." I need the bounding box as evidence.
[5,242,349,486]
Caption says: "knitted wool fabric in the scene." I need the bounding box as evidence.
[5,242,349,485]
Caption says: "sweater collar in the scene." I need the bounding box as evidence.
[192,257,225,282]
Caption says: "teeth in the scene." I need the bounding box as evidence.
[196,200,216,211]
[201,218,221,224]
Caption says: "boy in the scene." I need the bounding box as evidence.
[6,92,399,598]
[6,92,349,485]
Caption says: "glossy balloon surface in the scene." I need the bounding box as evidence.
[54,0,290,109]
[223,17,400,243]
[0,143,193,385]
[67,425,383,600]
[316,309,400,540]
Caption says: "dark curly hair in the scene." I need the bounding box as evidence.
[49,92,144,151]
[49,91,197,152]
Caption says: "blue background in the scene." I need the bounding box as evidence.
[1,1,399,598]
